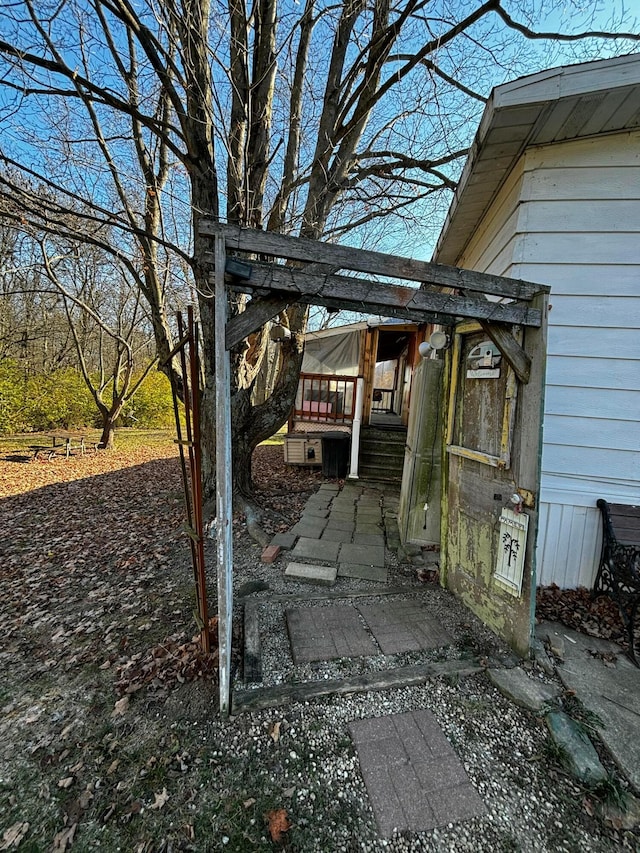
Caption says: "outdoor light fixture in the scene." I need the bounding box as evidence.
[418,330,450,358]
[428,330,450,350]
[224,257,253,280]
[269,324,292,343]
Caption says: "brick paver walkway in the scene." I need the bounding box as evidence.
[286,605,378,663]
[358,601,453,654]
[349,710,484,836]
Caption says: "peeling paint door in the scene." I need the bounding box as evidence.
[442,299,548,657]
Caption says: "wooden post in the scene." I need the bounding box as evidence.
[348,377,364,479]
[214,234,234,716]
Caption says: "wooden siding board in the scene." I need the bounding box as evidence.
[543,473,640,505]
[437,123,640,590]
[548,326,639,359]
[524,131,640,169]
[517,232,640,265]
[544,385,640,421]
[547,355,640,391]
[522,167,640,202]
[536,500,605,589]
[544,414,640,452]
[461,210,521,275]
[460,165,524,263]
[543,444,640,483]
[512,264,640,296]
[520,199,640,233]
[547,296,640,329]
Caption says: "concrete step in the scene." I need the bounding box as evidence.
[358,462,404,483]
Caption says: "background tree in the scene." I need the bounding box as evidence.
[0,0,637,504]
[38,235,159,448]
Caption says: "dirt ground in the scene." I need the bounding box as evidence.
[0,440,323,851]
[0,439,636,852]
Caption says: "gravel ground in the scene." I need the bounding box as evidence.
[199,514,638,853]
[1,445,637,852]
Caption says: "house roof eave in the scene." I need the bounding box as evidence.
[434,52,640,266]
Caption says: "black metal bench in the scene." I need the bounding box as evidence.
[593,499,640,665]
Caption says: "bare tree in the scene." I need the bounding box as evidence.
[37,236,158,448]
[0,0,637,504]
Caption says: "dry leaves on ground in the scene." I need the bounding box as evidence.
[536,584,628,650]
[265,808,292,843]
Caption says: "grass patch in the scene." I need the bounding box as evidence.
[259,427,287,447]
[0,428,176,455]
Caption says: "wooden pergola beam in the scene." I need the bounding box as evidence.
[210,259,543,328]
[201,221,549,302]
[225,293,291,349]
[479,321,532,384]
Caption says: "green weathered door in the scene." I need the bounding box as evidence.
[442,297,548,657]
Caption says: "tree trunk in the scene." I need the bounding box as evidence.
[99,412,117,449]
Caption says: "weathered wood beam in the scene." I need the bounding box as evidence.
[210,258,542,327]
[225,293,291,349]
[232,659,483,712]
[200,221,549,301]
[479,321,532,384]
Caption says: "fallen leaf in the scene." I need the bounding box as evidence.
[112,696,130,716]
[150,787,169,810]
[269,721,282,743]
[265,808,291,843]
[57,777,74,789]
[107,759,120,774]
[243,798,256,809]
[0,822,29,850]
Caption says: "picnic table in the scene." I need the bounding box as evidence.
[29,429,98,461]
[49,431,88,458]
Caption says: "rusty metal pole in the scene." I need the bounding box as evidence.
[214,233,233,716]
[188,307,211,654]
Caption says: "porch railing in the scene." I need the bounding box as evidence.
[372,387,394,413]
[293,373,357,425]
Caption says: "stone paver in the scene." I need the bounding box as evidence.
[338,563,387,582]
[325,518,355,533]
[286,605,377,662]
[301,507,330,520]
[284,562,338,586]
[546,711,607,784]
[349,710,484,836]
[356,521,382,533]
[539,620,640,791]
[358,601,452,654]
[357,509,383,523]
[270,531,297,550]
[488,666,560,712]
[339,543,385,567]
[291,537,341,563]
[290,518,328,538]
[318,483,340,493]
[352,533,385,547]
[321,528,353,544]
[328,509,356,522]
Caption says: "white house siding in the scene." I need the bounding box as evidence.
[457,130,640,589]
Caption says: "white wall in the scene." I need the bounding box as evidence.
[457,130,640,588]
